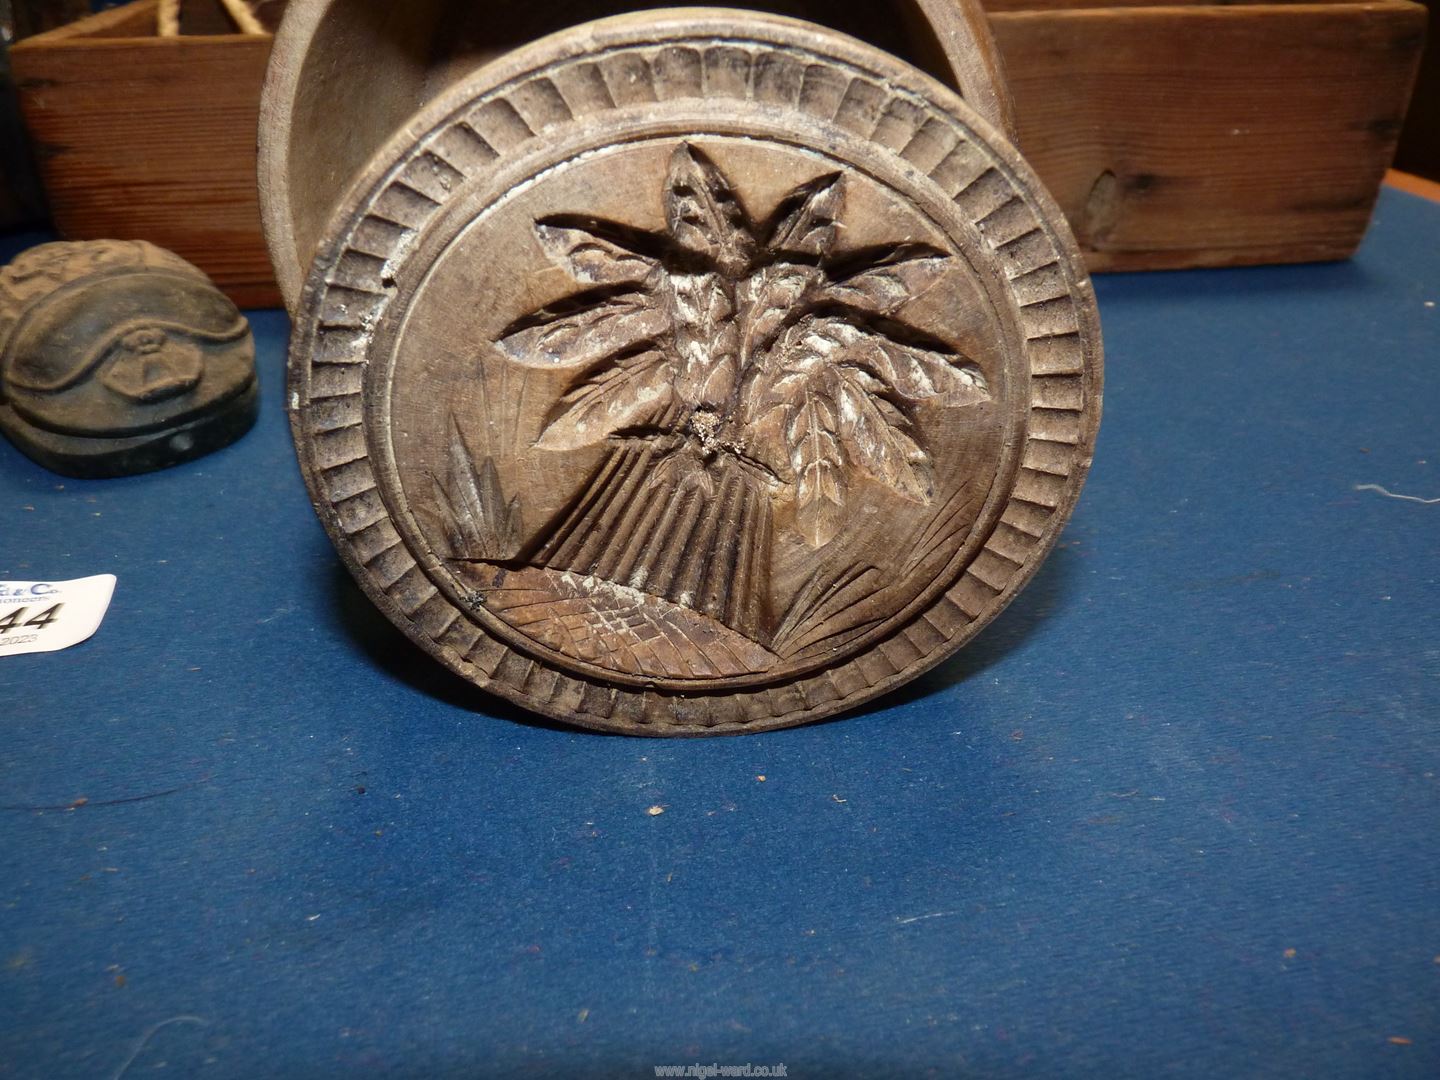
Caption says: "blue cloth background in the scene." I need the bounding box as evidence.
[1,189,1437,1078]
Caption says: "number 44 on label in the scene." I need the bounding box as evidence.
[0,575,116,656]
[0,604,63,634]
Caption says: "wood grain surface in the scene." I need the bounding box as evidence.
[989,0,1427,269]
[8,0,1428,304]
[10,0,279,307]
[256,0,1016,311]
[286,10,1101,733]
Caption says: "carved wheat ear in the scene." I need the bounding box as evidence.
[765,172,845,259]
[789,389,846,548]
[665,144,755,275]
[830,368,933,504]
[664,271,740,408]
[536,347,677,451]
[496,288,668,370]
[823,243,949,316]
[533,217,661,286]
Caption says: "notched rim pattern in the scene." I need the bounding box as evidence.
[289,15,1102,735]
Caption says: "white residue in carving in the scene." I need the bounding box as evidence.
[381,228,416,286]
[673,284,701,323]
[559,569,650,609]
[1354,483,1440,505]
[804,330,839,355]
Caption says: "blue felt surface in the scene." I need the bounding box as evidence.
[1,190,1437,1078]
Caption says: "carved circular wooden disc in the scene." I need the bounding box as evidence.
[290,10,1102,735]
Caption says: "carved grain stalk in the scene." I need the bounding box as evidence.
[287,13,1103,732]
[489,144,988,651]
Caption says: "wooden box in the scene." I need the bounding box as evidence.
[8,0,1428,305]
[986,0,1429,270]
[9,0,278,306]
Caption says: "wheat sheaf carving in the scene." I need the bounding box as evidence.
[498,143,991,550]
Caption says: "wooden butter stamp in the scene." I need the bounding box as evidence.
[288,11,1102,733]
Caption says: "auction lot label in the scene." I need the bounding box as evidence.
[0,575,116,656]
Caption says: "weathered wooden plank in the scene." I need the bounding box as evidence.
[10,0,279,307]
[986,0,1428,270]
[8,0,1427,302]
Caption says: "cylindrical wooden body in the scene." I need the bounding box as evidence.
[258,0,1015,310]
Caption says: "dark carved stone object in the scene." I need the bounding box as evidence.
[287,11,1103,734]
[0,240,258,477]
